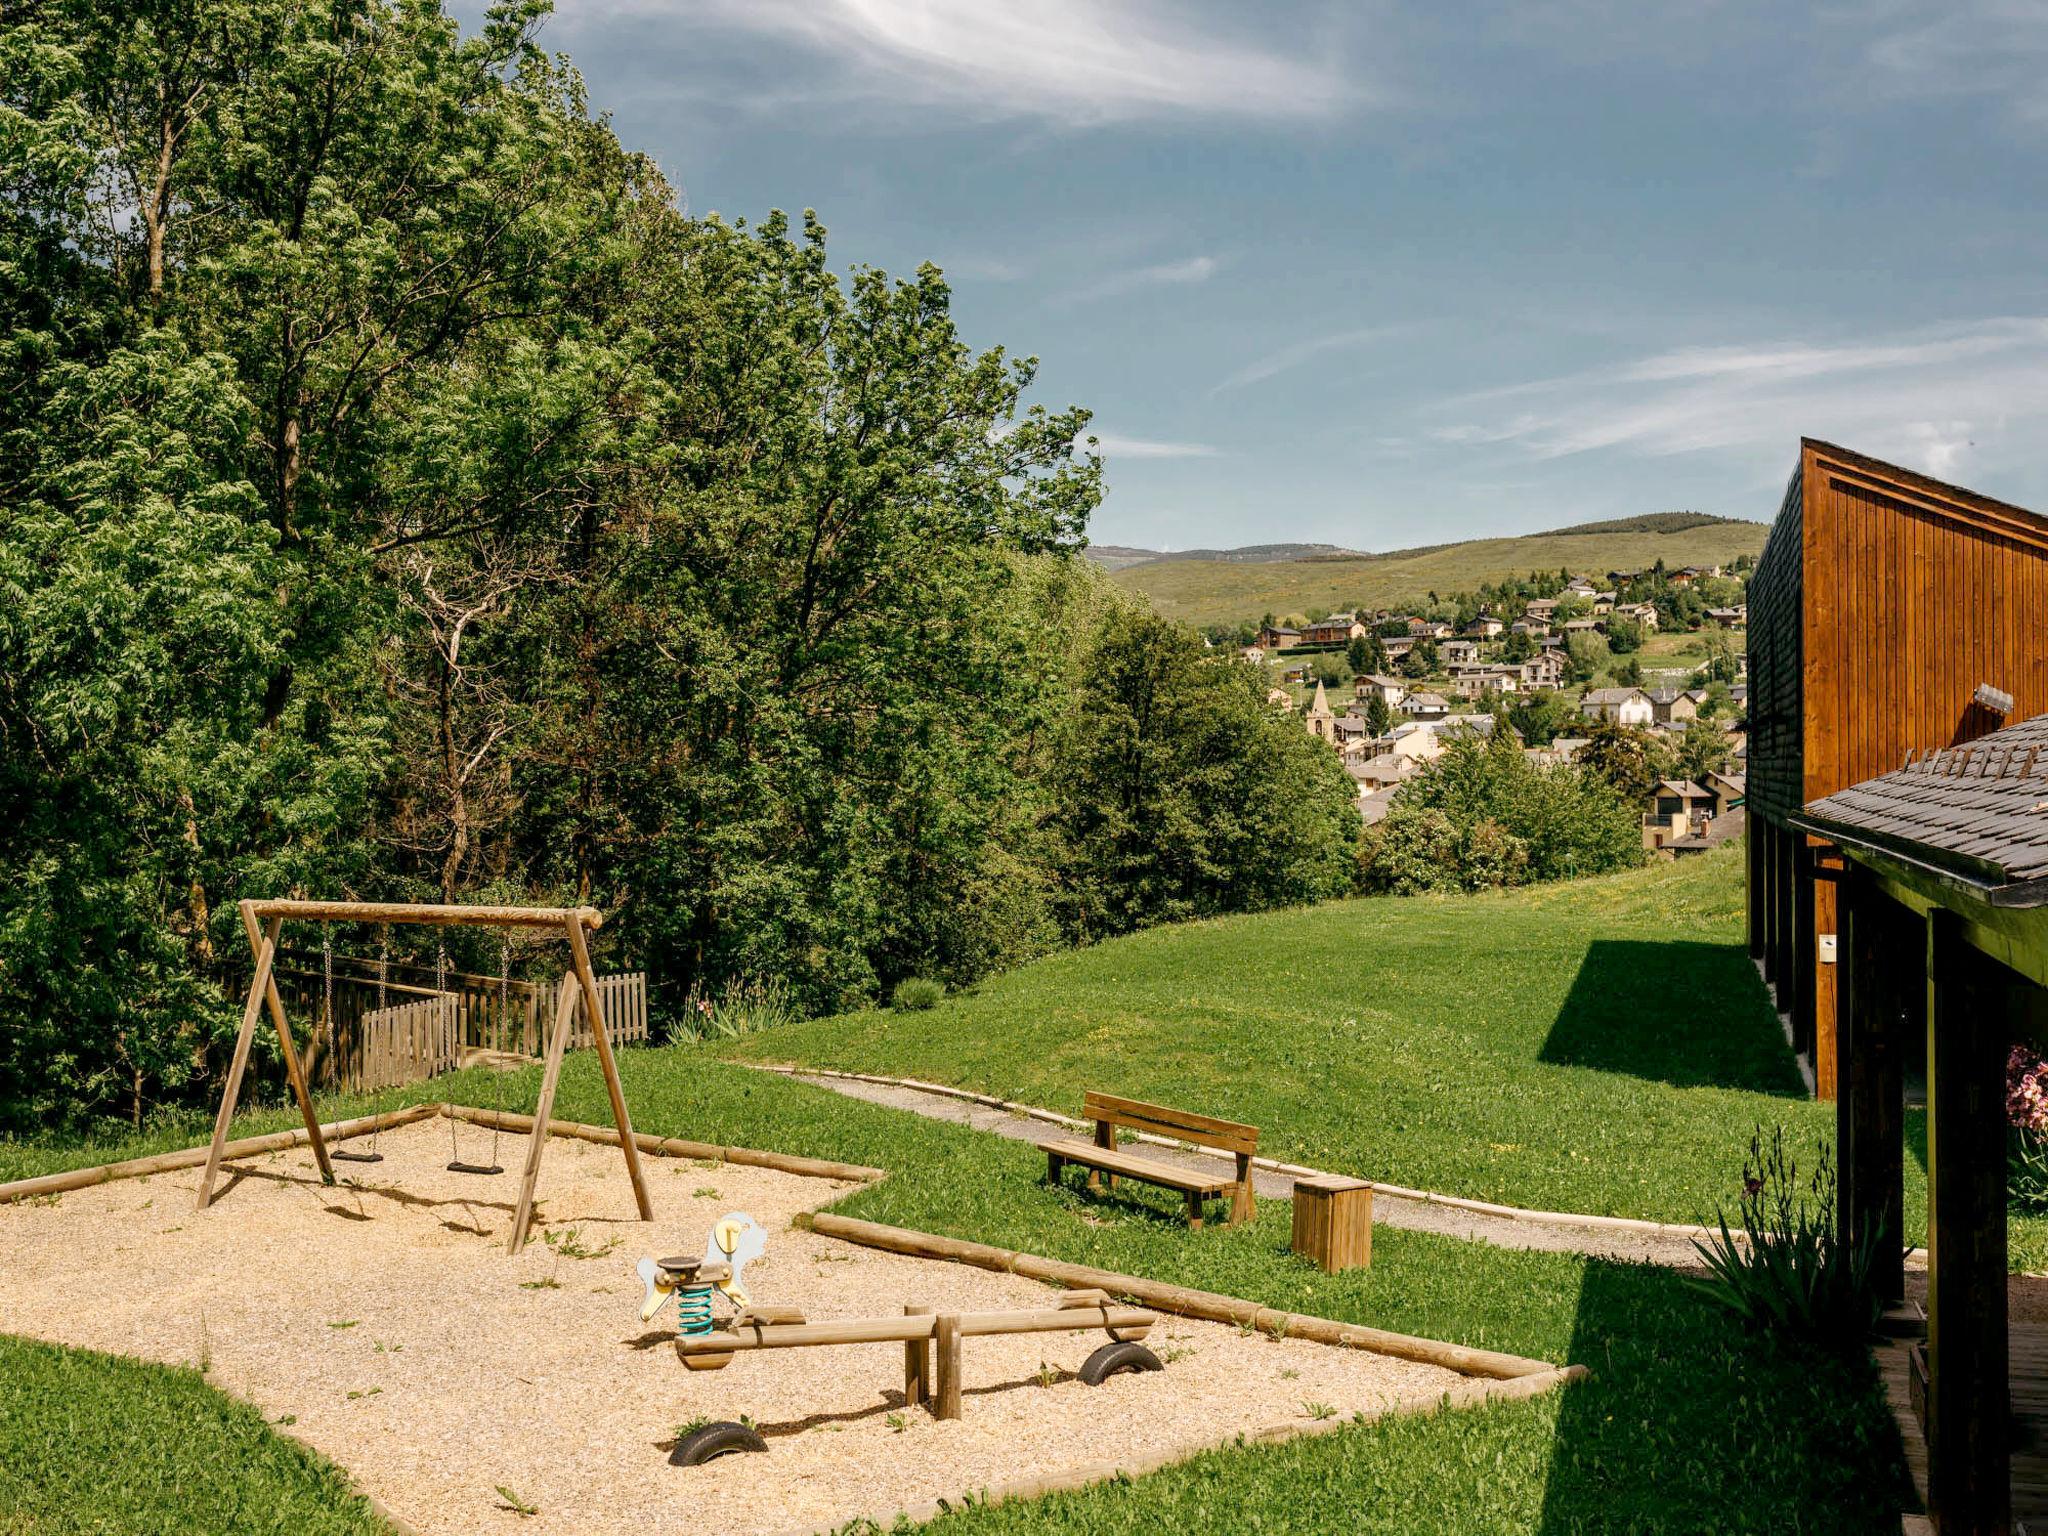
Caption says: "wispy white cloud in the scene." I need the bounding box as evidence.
[1211,325,1395,393]
[1080,431,1221,460]
[1066,254,1220,305]
[632,0,1359,125]
[1840,0,2048,125]
[1427,317,2048,483]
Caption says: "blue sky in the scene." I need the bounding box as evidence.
[495,1,2048,549]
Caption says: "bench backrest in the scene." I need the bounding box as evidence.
[1082,1092,1258,1156]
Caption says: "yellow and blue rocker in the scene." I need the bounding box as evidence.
[635,1212,768,1332]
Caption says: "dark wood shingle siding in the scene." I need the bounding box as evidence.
[1746,465,1804,823]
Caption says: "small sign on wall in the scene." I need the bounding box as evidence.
[1818,933,1838,964]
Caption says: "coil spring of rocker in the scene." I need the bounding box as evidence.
[674,1282,716,1336]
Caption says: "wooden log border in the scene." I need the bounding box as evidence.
[0,1105,880,1207]
[442,1104,884,1185]
[859,1363,1588,1535]
[804,1212,1562,1381]
[0,1104,442,1205]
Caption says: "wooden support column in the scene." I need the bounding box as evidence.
[238,903,334,1187]
[1747,818,1765,959]
[1775,824,1796,1014]
[1837,862,1904,1303]
[933,1313,963,1421]
[1814,859,1840,1100]
[565,914,652,1223]
[1924,906,2009,1535]
[1791,835,1817,1060]
[904,1304,931,1407]
[1761,821,1781,985]
[507,973,580,1253]
[195,921,280,1210]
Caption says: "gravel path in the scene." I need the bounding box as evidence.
[776,1069,1724,1267]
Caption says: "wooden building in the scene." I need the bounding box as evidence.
[1796,713,2048,1534]
[1747,441,2048,1097]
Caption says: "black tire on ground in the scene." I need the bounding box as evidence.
[670,1420,769,1467]
[1077,1340,1165,1385]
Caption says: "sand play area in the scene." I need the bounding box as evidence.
[0,1119,1475,1535]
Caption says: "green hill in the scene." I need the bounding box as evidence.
[1112,516,1769,627]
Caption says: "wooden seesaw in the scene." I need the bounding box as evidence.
[646,1255,1167,1467]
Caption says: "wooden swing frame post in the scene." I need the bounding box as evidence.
[194,899,652,1256]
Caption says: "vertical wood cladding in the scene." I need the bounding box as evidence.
[1800,442,2048,797]
[1746,438,2048,1097]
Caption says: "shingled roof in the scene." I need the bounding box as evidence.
[1797,712,2048,903]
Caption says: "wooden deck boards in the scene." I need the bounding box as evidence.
[1879,1320,2048,1534]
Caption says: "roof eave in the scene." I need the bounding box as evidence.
[1790,811,2048,910]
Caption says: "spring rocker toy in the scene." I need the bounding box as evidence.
[636,1215,1167,1468]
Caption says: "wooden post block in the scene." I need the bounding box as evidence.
[904,1304,931,1407]
[1291,1175,1373,1273]
[934,1313,962,1421]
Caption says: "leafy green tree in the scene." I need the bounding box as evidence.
[1048,610,1360,938]
[1565,632,1610,684]
[1697,625,1741,686]
[1347,633,1373,675]
[1605,617,1644,654]
[1674,718,1733,784]
[1506,689,1577,747]
[1576,718,1667,806]
[1362,694,1394,737]
[1401,638,1439,679]
[1615,656,1645,688]
[1359,729,1640,893]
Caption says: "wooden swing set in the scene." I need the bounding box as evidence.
[197,897,652,1253]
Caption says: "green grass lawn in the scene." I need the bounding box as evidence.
[723,848,2047,1270]
[728,850,1812,1225]
[2,1051,1905,1534]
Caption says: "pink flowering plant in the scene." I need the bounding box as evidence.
[2007,1044,2048,1210]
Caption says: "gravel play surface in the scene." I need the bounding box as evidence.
[0,1120,1468,1535]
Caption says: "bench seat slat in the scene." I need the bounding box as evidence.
[1041,1137,1233,1194]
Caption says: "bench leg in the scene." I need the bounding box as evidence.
[1186,1189,1204,1229]
[1229,1155,1255,1225]
[1045,1152,1064,1187]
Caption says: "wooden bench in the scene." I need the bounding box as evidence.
[1041,1092,1258,1228]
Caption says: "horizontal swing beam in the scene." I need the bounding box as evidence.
[243,900,602,930]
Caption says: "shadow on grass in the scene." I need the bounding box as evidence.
[1539,940,1806,1095]
[1540,1257,1908,1534]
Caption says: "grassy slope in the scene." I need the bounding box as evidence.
[1116,523,1767,627]
[729,848,2048,1268]
[2,1052,1904,1534]
[731,850,1818,1225]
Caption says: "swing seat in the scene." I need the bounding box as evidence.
[446,1159,504,1176]
[331,1148,385,1164]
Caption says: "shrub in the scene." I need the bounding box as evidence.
[674,976,797,1041]
[1357,729,1641,894]
[1689,1124,1884,1355]
[890,977,944,1012]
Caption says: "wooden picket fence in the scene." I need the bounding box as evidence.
[347,993,463,1094]
[270,954,648,1093]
